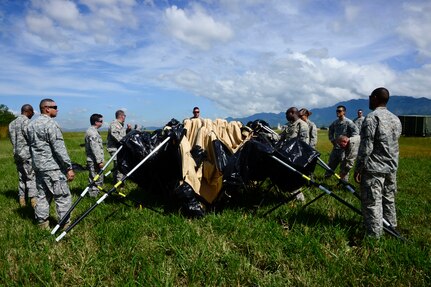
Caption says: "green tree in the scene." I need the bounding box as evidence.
[0,104,16,125]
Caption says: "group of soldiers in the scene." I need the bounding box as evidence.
[280,87,402,238]
[8,99,130,230]
[9,88,401,238]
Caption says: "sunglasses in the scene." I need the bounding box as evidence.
[44,106,58,110]
[193,111,200,114]
[96,120,103,123]
[336,110,344,113]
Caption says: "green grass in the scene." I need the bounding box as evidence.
[0,130,430,286]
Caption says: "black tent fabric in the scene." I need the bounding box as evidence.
[116,119,320,216]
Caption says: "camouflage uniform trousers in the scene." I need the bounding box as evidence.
[325,148,345,177]
[360,171,397,237]
[15,159,38,199]
[109,149,124,183]
[34,170,72,224]
[87,161,104,197]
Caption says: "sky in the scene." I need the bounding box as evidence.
[0,0,430,130]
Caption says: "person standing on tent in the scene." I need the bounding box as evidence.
[107,110,131,183]
[325,105,359,178]
[27,99,75,229]
[298,108,317,148]
[354,87,402,238]
[281,107,309,201]
[8,104,38,208]
[335,134,360,181]
[85,113,105,197]
[353,109,365,130]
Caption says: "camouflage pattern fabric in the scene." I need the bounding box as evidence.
[9,115,37,199]
[328,117,359,145]
[35,170,72,224]
[360,172,397,237]
[326,117,359,176]
[339,135,360,181]
[305,118,317,148]
[107,119,127,182]
[353,116,364,130]
[85,126,104,196]
[27,114,73,172]
[28,114,73,223]
[281,118,309,142]
[355,107,402,237]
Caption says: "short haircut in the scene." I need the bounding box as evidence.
[286,107,298,114]
[337,105,346,111]
[90,113,103,125]
[371,87,390,104]
[357,109,363,113]
[193,106,199,111]
[21,104,33,114]
[39,98,55,113]
[115,110,125,119]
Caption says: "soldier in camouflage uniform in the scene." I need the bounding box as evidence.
[354,87,402,238]
[27,99,75,229]
[281,107,309,201]
[298,108,317,148]
[85,114,105,197]
[325,105,359,177]
[107,110,131,183]
[281,107,310,143]
[353,109,365,130]
[8,104,38,207]
[335,134,360,181]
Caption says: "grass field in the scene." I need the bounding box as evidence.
[0,130,430,286]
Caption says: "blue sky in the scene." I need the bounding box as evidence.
[1,0,430,129]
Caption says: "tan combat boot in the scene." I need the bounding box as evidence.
[37,220,50,230]
[19,196,26,207]
[30,197,38,208]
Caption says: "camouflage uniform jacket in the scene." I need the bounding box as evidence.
[340,135,360,175]
[281,118,309,142]
[353,116,364,130]
[27,114,72,172]
[107,119,126,152]
[9,115,31,162]
[355,107,402,174]
[305,119,318,148]
[85,126,104,164]
[328,117,359,147]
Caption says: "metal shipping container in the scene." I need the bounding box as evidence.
[398,115,431,137]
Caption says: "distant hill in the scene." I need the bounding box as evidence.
[226,96,431,128]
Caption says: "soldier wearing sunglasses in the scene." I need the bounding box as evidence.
[27,99,75,230]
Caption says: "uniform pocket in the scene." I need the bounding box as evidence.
[53,179,69,196]
[49,171,70,196]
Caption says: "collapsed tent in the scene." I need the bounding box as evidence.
[116,118,320,217]
[53,118,405,241]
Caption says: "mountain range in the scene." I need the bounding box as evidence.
[226,96,431,128]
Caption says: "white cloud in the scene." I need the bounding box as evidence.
[2,0,431,129]
[164,5,233,50]
[397,2,431,59]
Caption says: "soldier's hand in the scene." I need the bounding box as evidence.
[99,162,104,169]
[67,169,75,182]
